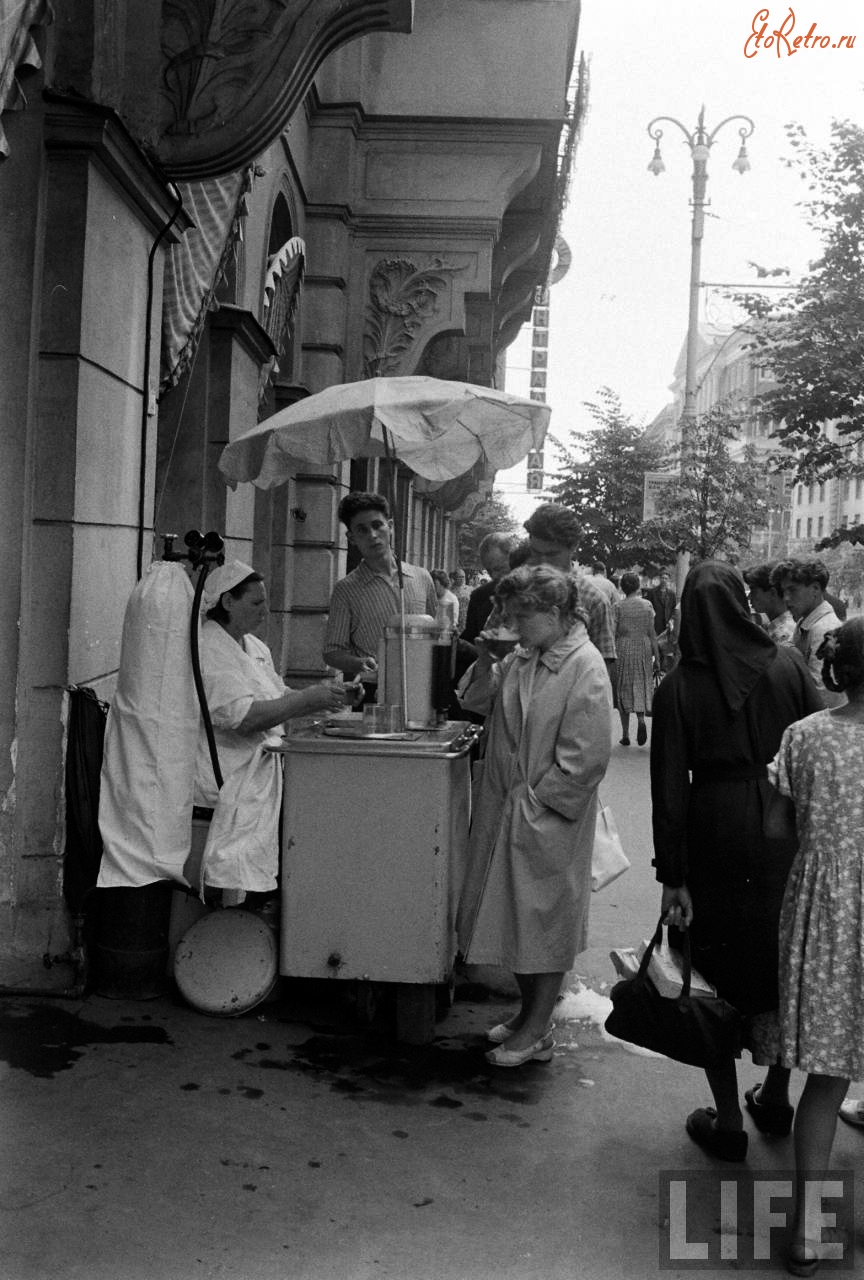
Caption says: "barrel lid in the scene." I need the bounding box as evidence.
[174,910,278,1016]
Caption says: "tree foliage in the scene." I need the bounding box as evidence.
[738,118,864,482]
[815,542,864,610]
[641,403,772,561]
[548,388,669,569]
[457,490,519,574]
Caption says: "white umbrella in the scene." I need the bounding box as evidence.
[218,376,550,726]
[218,375,550,488]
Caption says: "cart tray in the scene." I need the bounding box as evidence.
[322,725,416,741]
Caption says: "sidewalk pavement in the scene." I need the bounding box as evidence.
[1,964,862,1280]
[2,735,861,1280]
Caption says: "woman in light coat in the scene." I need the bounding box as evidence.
[456,565,612,1067]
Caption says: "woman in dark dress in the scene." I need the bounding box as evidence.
[650,560,824,1161]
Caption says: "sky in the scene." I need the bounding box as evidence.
[500,0,864,519]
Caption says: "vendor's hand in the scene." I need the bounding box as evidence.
[358,656,377,675]
[661,884,693,930]
[304,682,352,715]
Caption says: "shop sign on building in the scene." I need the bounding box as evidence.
[643,471,680,521]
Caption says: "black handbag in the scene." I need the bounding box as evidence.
[604,916,744,1069]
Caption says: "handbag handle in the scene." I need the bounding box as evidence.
[636,914,694,998]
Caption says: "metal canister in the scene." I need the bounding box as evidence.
[382,613,445,728]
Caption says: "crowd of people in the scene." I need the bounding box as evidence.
[193,493,861,1277]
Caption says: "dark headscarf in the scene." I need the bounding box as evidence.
[678,560,776,712]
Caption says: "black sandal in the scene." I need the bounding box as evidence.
[685,1107,748,1161]
[745,1084,794,1136]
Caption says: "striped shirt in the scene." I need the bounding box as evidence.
[323,559,439,666]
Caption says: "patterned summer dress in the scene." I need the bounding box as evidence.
[614,595,656,714]
[770,710,864,1077]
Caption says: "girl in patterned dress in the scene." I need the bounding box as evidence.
[767,617,864,1276]
[614,572,661,746]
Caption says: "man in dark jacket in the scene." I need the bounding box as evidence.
[646,570,677,635]
[461,533,517,644]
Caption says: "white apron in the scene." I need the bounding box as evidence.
[196,625,286,894]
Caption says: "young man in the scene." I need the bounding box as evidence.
[520,504,617,672]
[742,562,796,647]
[322,492,438,680]
[770,558,844,705]
[458,503,617,717]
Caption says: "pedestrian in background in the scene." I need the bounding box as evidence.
[651,561,824,1162]
[743,562,796,646]
[590,560,621,604]
[462,533,516,645]
[430,569,459,631]
[615,571,661,747]
[766,618,864,1276]
[450,567,470,634]
[771,559,845,707]
[456,565,612,1067]
[645,569,677,636]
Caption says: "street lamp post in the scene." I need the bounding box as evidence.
[646,105,755,427]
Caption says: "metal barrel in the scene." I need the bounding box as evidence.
[92,882,173,999]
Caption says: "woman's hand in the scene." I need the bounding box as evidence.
[661,884,693,930]
[303,682,353,715]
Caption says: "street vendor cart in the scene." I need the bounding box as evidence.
[271,719,475,1043]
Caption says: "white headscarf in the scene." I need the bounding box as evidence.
[202,559,257,610]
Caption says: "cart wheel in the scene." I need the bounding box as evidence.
[395,983,437,1045]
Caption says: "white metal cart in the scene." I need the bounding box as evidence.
[271,721,475,1042]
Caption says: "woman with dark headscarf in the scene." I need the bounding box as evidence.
[650,561,823,1161]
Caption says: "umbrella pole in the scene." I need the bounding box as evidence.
[382,427,409,728]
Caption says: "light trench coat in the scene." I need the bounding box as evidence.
[456,622,612,972]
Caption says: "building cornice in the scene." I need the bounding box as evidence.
[42,94,192,241]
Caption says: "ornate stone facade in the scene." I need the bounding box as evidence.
[0,0,582,979]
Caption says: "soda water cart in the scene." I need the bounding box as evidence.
[272,614,479,1044]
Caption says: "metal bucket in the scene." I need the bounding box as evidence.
[93,882,173,999]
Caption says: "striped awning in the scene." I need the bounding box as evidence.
[160,166,256,392]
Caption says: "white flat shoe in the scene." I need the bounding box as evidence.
[485,1034,555,1067]
[486,1020,552,1045]
[838,1098,864,1128]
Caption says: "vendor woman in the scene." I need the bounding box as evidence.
[195,560,347,900]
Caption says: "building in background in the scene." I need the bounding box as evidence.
[647,322,790,560]
[0,0,583,980]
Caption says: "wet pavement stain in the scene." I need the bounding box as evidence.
[0,1003,173,1077]
[499,1112,531,1128]
[242,1031,550,1113]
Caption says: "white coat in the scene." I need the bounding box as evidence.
[456,623,612,971]
[195,622,286,894]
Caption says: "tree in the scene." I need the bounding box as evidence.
[816,542,864,611]
[457,490,519,575]
[548,387,669,569]
[641,403,772,561]
[739,118,864,482]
